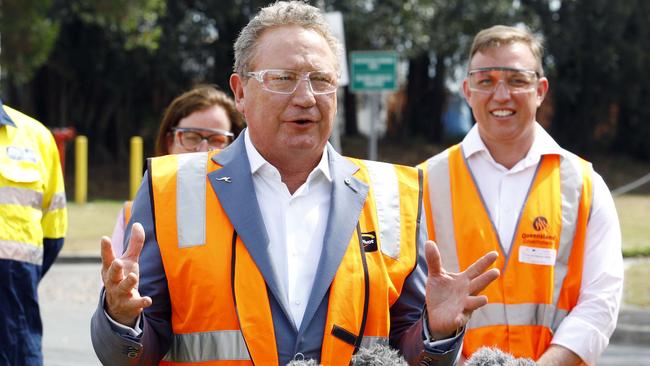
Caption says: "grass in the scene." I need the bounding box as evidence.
[614,194,650,257]
[63,200,123,256]
[624,260,650,308]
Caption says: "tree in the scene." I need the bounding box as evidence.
[1,0,59,87]
[521,0,650,160]
[325,0,533,142]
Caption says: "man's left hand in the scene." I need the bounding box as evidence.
[424,240,499,339]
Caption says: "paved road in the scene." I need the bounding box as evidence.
[40,262,101,366]
[39,262,650,365]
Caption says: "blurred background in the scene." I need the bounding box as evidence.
[2,0,649,174]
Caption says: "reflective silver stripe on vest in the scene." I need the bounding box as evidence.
[359,336,389,349]
[176,153,207,247]
[0,186,43,209]
[467,303,569,330]
[548,155,585,327]
[163,330,251,362]
[423,151,460,273]
[426,150,585,332]
[364,161,401,259]
[0,239,44,265]
[45,191,67,212]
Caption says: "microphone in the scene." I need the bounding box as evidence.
[465,347,536,366]
[286,359,319,366]
[350,344,408,366]
[285,344,408,366]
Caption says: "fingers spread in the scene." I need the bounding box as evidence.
[141,296,153,309]
[425,240,443,276]
[100,236,116,273]
[464,251,498,279]
[107,258,125,285]
[123,222,145,261]
[117,272,139,295]
[465,295,489,312]
[469,268,500,295]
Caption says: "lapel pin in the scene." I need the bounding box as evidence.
[216,176,232,183]
[344,178,358,192]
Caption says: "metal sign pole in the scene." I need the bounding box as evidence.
[350,50,398,161]
[368,94,379,161]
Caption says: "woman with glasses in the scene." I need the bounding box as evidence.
[155,85,244,155]
[110,85,244,255]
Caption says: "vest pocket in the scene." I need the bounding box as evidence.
[0,155,42,184]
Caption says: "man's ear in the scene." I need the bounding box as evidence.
[230,73,246,114]
[462,78,472,101]
[536,77,549,107]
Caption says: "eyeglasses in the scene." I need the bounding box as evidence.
[245,69,339,95]
[171,127,234,150]
[467,67,539,94]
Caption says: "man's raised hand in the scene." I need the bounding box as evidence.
[423,240,499,340]
[100,222,152,327]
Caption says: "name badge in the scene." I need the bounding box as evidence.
[6,146,38,163]
[519,246,557,266]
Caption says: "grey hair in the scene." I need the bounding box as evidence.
[233,0,342,75]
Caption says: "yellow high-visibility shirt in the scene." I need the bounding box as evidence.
[0,104,67,265]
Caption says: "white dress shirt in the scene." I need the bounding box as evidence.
[461,123,623,365]
[244,130,332,329]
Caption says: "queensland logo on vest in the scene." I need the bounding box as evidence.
[532,216,549,231]
[521,216,556,247]
[361,231,378,252]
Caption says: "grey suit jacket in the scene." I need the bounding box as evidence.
[91,133,462,365]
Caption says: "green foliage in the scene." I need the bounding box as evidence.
[64,0,166,51]
[521,0,650,160]
[2,0,650,163]
[1,0,60,84]
[328,0,533,141]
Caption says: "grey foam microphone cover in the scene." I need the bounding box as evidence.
[350,344,408,366]
[284,344,409,366]
[286,358,319,366]
[466,347,537,366]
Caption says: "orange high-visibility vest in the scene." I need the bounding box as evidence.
[150,151,422,365]
[420,144,592,360]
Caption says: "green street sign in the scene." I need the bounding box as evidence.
[350,51,398,92]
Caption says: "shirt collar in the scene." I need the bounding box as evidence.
[461,122,565,168]
[243,129,332,182]
[461,123,488,159]
[0,99,17,128]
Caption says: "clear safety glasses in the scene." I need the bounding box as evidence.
[245,69,339,95]
[467,67,539,94]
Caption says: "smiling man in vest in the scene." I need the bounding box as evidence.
[91,2,500,365]
[419,25,623,365]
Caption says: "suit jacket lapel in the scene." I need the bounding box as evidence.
[208,135,294,323]
[299,145,369,334]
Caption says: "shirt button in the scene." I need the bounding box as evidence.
[295,300,301,305]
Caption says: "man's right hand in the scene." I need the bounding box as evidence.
[100,222,153,327]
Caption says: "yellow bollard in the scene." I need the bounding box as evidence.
[129,136,144,200]
[74,136,88,204]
